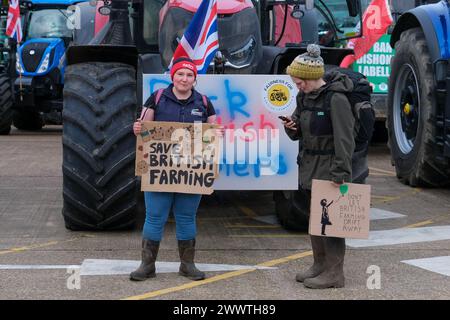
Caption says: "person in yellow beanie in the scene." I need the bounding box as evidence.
[282,44,355,289]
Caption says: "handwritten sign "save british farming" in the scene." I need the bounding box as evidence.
[136,121,220,195]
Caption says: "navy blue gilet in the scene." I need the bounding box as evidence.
[154,85,209,123]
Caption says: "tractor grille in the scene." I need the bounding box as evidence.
[21,42,50,73]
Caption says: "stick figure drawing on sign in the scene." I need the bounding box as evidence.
[320,199,333,235]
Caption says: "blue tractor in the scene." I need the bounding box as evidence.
[3,0,87,132]
[387,0,450,186]
[0,2,16,134]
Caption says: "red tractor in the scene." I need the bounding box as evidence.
[63,0,362,230]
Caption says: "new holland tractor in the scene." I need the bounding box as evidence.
[61,0,363,230]
[0,1,14,134]
[0,0,92,134]
[387,0,450,187]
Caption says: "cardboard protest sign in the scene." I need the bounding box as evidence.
[309,179,371,239]
[136,121,220,195]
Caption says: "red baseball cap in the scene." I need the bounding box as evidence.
[170,57,197,80]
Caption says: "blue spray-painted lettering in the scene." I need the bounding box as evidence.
[219,159,231,176]
[224,79,249,120]
[218,153,288,177]
[234,163,250,177]
[253,159,261,178]
[277,154,287,175]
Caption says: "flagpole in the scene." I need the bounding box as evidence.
[6,0,23,100]
[17,38,22,102]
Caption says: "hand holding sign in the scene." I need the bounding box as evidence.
[133,121,142,136]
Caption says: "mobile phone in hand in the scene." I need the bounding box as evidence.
[278,115,290,122]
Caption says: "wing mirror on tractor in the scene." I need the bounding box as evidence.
[91,0,111,16]
[290,0,314,20]
[99,5,111,16]
[291,6,304,19]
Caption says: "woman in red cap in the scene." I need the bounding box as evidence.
[130,57,217,282]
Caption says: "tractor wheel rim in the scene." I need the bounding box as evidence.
[393,64,420,154]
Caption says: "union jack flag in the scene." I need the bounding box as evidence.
[170,0,219,74]
[6,0,23,43]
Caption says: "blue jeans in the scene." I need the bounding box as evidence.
[142,192,202,241]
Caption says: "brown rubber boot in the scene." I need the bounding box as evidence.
[130,239,160,281]
[178,239,206,281]
[303,237,345,289]
[296,235,326,282]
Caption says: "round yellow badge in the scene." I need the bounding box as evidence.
[267,84,290,108]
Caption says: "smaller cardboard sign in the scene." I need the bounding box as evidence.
[135,121,220,195]
[309,179,371,239]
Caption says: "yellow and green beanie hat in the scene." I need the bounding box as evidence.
[286,44,325,80]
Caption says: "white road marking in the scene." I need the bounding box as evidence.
[252,208,405,226]
[401,256,450,276]
[370,208,406,220]
[80,259,275,276]
[347,226,450,248]
[0,265,79,270]
[0,260,276,276]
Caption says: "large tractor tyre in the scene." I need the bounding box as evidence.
[13,111,44,131]
[62,62,139,230]
[274,190,309,231]
[0,74,13,135]
[387,28,450,187]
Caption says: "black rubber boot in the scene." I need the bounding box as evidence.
[178,239,206,281]
[304,237,345,289]
[296,235,326,282]
[130,239,160,281]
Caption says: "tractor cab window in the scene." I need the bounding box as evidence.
[256,0,362,47]
[26,9,72,40]
[0,15,8,63]
[142,0,165,46]
[315,0,362,46]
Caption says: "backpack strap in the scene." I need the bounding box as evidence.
[139,88,164,120]
[155,88,164,106]
[201,94,213,117]
[323,89,353,115]
[323,90,335,113]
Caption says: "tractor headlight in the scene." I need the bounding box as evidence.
[37,53,51,73]
[228,37,256,66]
[16,53,24,73]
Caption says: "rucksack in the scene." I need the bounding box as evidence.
[323,68,376,153]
